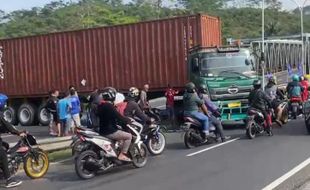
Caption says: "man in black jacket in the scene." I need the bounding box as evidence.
[248,80,272,135]
[0,107,25,188]
[97,87,132,162]
[124,87,152,125]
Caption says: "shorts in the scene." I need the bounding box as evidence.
[51,113,60,124]
[69,114,81,128]
[60,118,70,134]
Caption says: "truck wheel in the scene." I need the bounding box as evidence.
[38,105,50,126]
[3,106,17,125]
[18,103,36,126]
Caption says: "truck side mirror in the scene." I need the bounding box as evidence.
[245,59,251,66]
[192,58,199,72]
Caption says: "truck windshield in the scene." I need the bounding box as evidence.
[201,52,252,77]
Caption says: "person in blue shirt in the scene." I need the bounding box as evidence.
[70,88,81,131]
[57,92,72,136]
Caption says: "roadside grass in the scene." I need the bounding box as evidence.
[48,149,72,163]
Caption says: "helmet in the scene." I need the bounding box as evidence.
[268,76,276,84]
[128,87,140,98]
[185,82,196,93]
[101,87,117,102]
[253,80,261,89]
[292,74,299,82]
[198,84,208,94]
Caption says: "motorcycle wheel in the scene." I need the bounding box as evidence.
[305,116,310,134]
[132,144,148,168]
[292,105,298,119]
[24,149,49,179]
[146,132,166,155]
[246,120,257,139]
[282,108,289,124]
[75,150,98,179]
[184,128,199,149]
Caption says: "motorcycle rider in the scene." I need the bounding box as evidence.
[197,85,231,142]
[0,94,25,188]
[124,87,152,125]
[286,74,304,99]
[248,80,273,135]
[264,76,286,127]
[97,87,133,162]
[183,82,210,136]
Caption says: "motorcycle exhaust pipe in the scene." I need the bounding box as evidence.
[84,158,101,171]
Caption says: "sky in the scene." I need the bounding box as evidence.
[0,0,310,13]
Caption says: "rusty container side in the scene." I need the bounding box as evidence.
[0,14,221,97]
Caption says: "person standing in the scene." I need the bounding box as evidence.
[57,92,72,136]
[70,88,81,132]
[45,90,60,136]
[88,87,100,129]
[300,76,309,102]
[165,84,178,126]
[139,84,150,110]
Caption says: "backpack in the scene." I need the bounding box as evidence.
[115,102,128,116]
[289,85,302,97]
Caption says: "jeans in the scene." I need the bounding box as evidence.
[0,140,10,179]
[209,115,225,139]
[185,111,209,132]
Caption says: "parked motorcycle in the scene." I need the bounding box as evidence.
[74,121,148,180]
[0,134,49,180]
[182,116,218,149]
[289,97,303,119]
[245,108,273,139]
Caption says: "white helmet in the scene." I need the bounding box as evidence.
[128,87,140,98]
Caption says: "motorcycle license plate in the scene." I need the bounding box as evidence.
[228,102,241,108]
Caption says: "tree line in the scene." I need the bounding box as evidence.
[0,0,309,40]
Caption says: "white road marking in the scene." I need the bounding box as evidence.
[186,138,240,157]
[50,158,72,165]
[262,157,310,190]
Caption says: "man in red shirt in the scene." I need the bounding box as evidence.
[165,84,179,126]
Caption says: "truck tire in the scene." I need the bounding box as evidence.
[38,104,50,126]
[3,106,17,125]
[18,103,36,126]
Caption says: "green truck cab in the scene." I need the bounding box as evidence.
[188,46,259,123]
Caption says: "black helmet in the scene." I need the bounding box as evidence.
[268,76,276,84]
[101,87,117,102]
[185,82,196,93]
[198,84,208,94]
[253,80,261,89]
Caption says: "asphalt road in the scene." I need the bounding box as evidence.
[6,119,310,190]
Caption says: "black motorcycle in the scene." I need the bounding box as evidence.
[245,108,273,139]
[182,116,218,149]
[0,134,49,180]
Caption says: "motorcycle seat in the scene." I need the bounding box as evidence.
[184,117,202,127]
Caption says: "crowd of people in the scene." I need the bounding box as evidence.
[46,86,81,137]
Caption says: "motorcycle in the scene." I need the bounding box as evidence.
[0,134,49,180]
[289,97,303,119]
[72,116,166,156]
[245,108,273,139]
[73,121,148,180]
[133,112,166,155]
[182,116,218,149]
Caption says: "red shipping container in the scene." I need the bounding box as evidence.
[0,14,221,97]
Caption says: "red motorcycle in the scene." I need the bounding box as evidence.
[289,96,303,119]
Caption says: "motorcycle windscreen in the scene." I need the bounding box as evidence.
[26,134,38,146]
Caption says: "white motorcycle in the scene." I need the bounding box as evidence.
[74,120,148,180]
